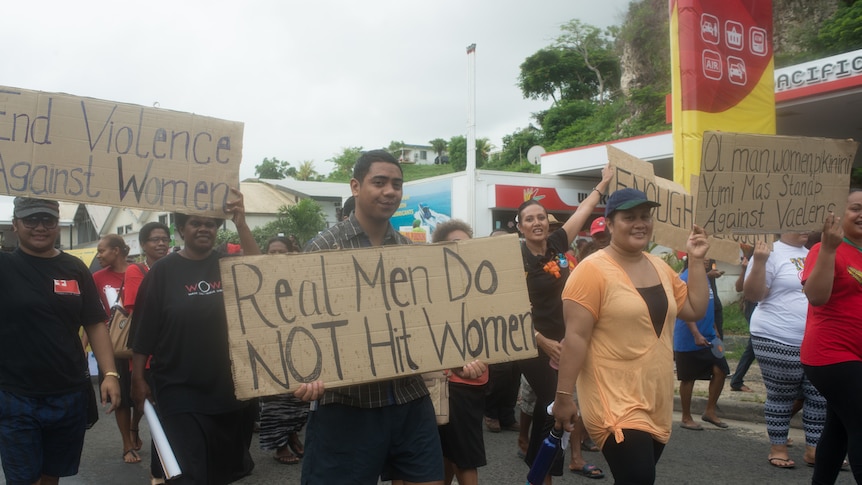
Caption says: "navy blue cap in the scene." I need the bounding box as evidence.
[604,188,660,218]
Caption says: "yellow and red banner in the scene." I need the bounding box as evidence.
[670,0,775,191]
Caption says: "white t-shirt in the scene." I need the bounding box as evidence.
[747,240,809,346]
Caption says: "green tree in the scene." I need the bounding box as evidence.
[517,48,578,104]
[295,160,320,181]
[555,20,620,105]
[447,135,493,171]
[448,135,467,171]
[518,21,619,106]
[254,157,294,179]
[429,138,448,164]
[279,199,327,246]
[487,125,544,172]
[816,1,862,55]
[475,138,492,168]
[326,146,363,180]
[216,198,327,250]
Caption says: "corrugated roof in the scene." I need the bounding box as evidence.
[239,181,301,214]
[255,178,350,200]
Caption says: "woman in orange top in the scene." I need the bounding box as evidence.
[553,188,710,484]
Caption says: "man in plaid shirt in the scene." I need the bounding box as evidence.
[300,150,443,485]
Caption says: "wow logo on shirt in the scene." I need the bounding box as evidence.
[184,280,223,296]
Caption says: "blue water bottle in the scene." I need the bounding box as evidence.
[526,427,563,485]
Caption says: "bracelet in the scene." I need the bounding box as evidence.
[104,371,120,379]
[556,390,574,396]
[534,331,540,339]
[592,186,603,195]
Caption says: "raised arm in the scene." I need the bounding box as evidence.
[804,213,842,306]
[226,188,260,256]
[677,225,710,322]
[742,241,771,302]
[561,166,613,244]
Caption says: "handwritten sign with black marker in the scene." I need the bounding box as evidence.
[220,234,536,400]
[696,132,858,235]
[607,145,741,264]
[0,85,242,216]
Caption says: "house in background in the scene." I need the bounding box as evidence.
[394,144,435,165]
[254,178,351,226]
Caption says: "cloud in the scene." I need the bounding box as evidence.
[1,0,627,186]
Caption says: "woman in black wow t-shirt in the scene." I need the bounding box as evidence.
[517,167,611,482]
[130,190,262,485]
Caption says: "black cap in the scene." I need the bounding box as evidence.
[13,197,60,218]
[604,188,660,218]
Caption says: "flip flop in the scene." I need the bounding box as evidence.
[702,415,729,428]
[768,456,795,469]
[123,449,142,464]
[570,463,604,479]
[680,422,704,431]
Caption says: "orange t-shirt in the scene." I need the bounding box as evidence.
[562,251,687,449]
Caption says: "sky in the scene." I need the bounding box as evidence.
[0,0,631,219]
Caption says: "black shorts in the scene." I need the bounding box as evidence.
[675,348,730,381]
[438,382,487,469]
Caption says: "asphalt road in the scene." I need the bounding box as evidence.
[3,383,854,485]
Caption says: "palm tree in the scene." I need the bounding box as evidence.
[475,138,492,167]
[429,138,448,164]
[295,160,319,181]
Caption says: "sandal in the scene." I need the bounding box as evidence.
[570,463,605,479]
[768,456,795,469]
[123,449,142,464]
[130,427,143,451]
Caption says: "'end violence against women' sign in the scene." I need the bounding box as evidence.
[0,85,243,216]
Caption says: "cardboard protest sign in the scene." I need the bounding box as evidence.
[221,234,536,400]
[0,85,243,216]
[607,145,741,264]
[696,132,858,235]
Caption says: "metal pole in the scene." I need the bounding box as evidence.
[466,43,477,230]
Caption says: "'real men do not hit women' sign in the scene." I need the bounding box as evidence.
[220,234,537,400]
[0,85,243,216]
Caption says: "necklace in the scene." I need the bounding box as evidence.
[843,237,862,253]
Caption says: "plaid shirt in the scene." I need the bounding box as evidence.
[304,215,429,408]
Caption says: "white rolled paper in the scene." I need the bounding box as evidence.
[144,400,182,479]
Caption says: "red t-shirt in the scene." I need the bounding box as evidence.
[800,242,862,366]
[123,263,147,310]
[92,268,125,324]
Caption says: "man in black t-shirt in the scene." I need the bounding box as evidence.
[0,197,120,484]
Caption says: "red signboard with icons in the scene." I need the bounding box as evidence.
[677,0,772,113]
[670,0,775,191]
